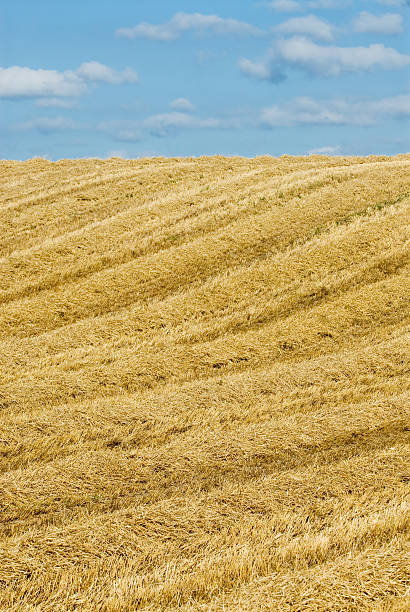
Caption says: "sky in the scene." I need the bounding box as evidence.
[1,0,410,159]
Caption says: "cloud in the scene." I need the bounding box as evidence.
[277,37,410,76]
[370,93,410,116]
[75,62,138,84]
[352,12,404,35]
[14,117,80,133]
[308,0,349,7]
[169,97,195,112]
[98,120,142,142]
[241,37,410,81]
[105,150,129,159]
[308,145,342,155]
[261,97,355,126]
[260,93,410,127]
[99,111,238,142]
[0,67,85,98]
[0,62,138,99]
[116,12,264,41]
[372,1,410,6]
[239,57,286,82]
[99,114,222,141]
[266,0,302,10]
[274,15,335,41]
[98,91,410,146]
[266,0,350,10]
[35,98,77,108]
[144,112,221,136]
[196,49,227,65]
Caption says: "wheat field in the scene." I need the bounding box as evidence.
[0,154,409,611]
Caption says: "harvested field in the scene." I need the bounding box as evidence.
[0,154,409,611]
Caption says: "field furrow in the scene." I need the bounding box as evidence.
[0,155,409,611]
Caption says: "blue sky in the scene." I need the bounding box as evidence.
[1,0,410,159]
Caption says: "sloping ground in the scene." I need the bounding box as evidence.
[0,154,409,611]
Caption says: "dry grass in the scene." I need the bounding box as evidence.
[0,154,409,611]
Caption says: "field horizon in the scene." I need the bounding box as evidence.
[0,154,409,611]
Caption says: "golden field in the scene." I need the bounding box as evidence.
[0,154,409,611]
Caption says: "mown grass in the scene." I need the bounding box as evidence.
[0,154,409,611]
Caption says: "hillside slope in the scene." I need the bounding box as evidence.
[0,154,409,611]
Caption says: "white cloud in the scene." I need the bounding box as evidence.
[0,67,85,98]
[353,12,404,35]
[261,97,355,126]
[241,37,410,81]
[98,113,222,141]
[278,37,410,76]
[99,111,238,141]
[370,93,410,116]
[144,112,221,136]
[266,0,350,10]
[169,97,195,112]
[372,1,409,6]
[14,117,80,133]
[35,98,77,108]
[0,62,138,99]
[97,91,410,146]
[98,120,142,142]
[106,150,129,159]
[275,15,335,42]
[308,0,349,7]
[196,49,227,65]
[266,0,302,10]
[113,129,142,142]
[116,12,264,41]
[308,145,342,155]
[260,93,410,127]
[239,56,286,82]
[75,62,138,84]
